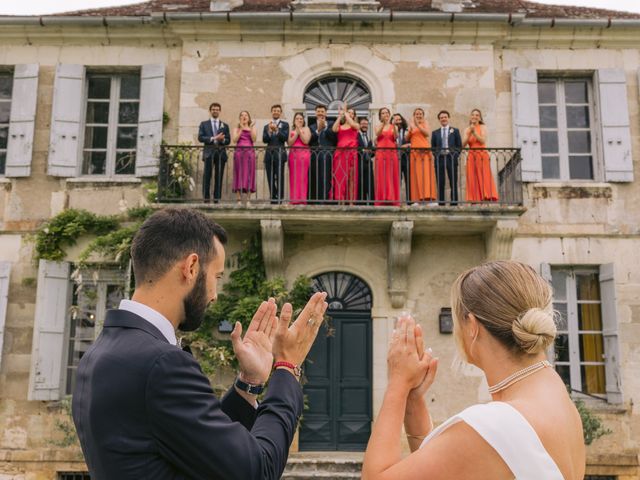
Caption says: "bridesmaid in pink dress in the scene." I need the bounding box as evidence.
[287,112,312,204]
[232,110,257,204]
[375,107,400,206]
[331,105,360,204]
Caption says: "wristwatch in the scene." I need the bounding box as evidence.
[234,377,265,395]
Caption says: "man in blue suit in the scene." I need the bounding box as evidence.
[431,110,463,205]
[357,116,374,205]
[198,102,231,202]
[72,208,328,480]
[308,104,336,204]
[262,104,289,204]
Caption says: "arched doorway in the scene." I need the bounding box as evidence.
[299,271,373,451]
[303,75,372,126]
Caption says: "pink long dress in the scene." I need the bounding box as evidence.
[288,134,311,204]
[332,126,359,202]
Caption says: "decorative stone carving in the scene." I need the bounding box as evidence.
[260,219,284,279]
[388,221,413,309]
[485,219,519,261]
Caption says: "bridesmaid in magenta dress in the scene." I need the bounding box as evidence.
[287,112,312,204]
[232,110,257,204]
[331,105,360,204]
[375,107,400,206]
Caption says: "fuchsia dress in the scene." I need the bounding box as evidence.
[288,134,311,204]
[332,126,359,202]
[232,129,256,193]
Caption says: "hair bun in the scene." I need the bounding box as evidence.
[512,307,556,354]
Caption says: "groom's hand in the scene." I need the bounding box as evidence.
[231,298,278,385]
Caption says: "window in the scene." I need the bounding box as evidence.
[82,73,140,176]
[538,78,595,180]
[552,268,606,397]
[0,71,12,175]
[58,473,91,480]
[65,276,125,395]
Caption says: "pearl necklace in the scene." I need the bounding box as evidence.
[488,360,552,394]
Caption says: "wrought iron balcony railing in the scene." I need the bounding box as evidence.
[157,145,522,207]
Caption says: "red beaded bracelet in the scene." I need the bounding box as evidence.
[273,361,302,377]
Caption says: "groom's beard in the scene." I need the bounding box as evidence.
[179,270,209,332]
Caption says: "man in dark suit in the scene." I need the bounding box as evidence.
[431,110,463,205]
[198,102,231,203]
[357,117,374,205]
[262,104,289,204]
[308,104,336,204]
[393,113,411,203]
[72,208,328,480]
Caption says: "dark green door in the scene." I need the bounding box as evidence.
[299,272,373,451]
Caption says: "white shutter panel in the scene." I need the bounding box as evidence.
[135,64,165,177]
[512,68,542,182]
[48,64,85,177]
[596,69,633,182]
[28,260,71,401]
[0,262,10,371]
[5,64,39,177]
[599,263,623,404]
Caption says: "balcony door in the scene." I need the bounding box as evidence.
[299,271,373,451]
[303,75,372,129]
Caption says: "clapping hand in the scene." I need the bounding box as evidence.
[387,315,432,393]
[408,321,438,401]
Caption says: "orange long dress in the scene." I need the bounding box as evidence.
[466,126,498,202]
[407,122,436,202]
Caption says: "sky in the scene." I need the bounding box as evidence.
[0,0,639,15]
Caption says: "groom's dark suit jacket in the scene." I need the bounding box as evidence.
[72,309,302,480]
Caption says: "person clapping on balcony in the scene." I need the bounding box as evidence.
[232,111,257,205]
[407,108,436,205]
[287,112,312,205]
[463,109,498,203]
[332,104,360,205]
[198,102,230,203]
[374,107,400,206]
[262,104,289,204]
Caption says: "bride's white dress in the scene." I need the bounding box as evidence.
[420,401,564,479]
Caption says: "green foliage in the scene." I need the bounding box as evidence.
[574,398,612,445]
[144,180,159,203]
[162,143,196,200]
[78,224,139,269]
[162,111,170,128]
[34,209,119,262]
[126,206,154,221]
[49,399,79,448]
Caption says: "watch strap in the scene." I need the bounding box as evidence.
[234,377,265,395]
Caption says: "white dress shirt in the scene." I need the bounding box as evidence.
[119,299,177,346]
[442,126,449,149]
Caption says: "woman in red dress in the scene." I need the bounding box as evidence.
[463,109,498,203]
[374,107,400,206]
[331,105,360,204]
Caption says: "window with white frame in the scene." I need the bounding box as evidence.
[0,71,12,175]
[538,77,595,181]
[82,72,140,176]
[65,275,125,395]
[551,268,606,397]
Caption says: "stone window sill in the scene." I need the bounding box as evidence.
[65,177,142,189]
[531,181,612,200]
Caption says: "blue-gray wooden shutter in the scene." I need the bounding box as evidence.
[596,69,633,182]
[0,261,10,371]
[512,68,542,182]
[48,64,85,177]
[28,260,71,401]
[135,64,165,177]
[5,64,39,177]
[599,263,623,404]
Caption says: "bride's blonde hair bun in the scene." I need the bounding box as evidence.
[512,307,556,354]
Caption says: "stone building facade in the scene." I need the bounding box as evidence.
[0,0,639,478]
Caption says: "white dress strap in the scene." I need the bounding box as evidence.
[420,402,564,480]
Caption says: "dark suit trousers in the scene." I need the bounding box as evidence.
[400,150,410,202]
[265,148,286,203]
[203,150,226,201]
[358,152,374,205]
[309,149,332,203]
[435,152,459,205]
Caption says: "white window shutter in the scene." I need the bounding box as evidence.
[48,64,85,177]
[5,64,39,177]
[0,262,10,372]
[599,264,622,404]
[28,260,71,401]
[511,68,542,182]
[596,69,633,182]
[136,64,165,177]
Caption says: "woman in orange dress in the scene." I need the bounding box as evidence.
[463,109,498,202]
[374,107,400,206]
[407,108,436,204]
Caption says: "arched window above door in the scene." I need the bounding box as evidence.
[312,271,373,311]
[303,76,372,118]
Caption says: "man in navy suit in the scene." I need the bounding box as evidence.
[72,208,328,480]
[308,104,336,204]
[262,104,289,204]
[198,102,231,203]
[357,117,374,205]
[431,110,463,205]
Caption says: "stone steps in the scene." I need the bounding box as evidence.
[281,453,364,480]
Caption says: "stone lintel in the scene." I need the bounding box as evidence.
[388,220,413,309]
[260,219,284,279]
[485,219,519,261]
